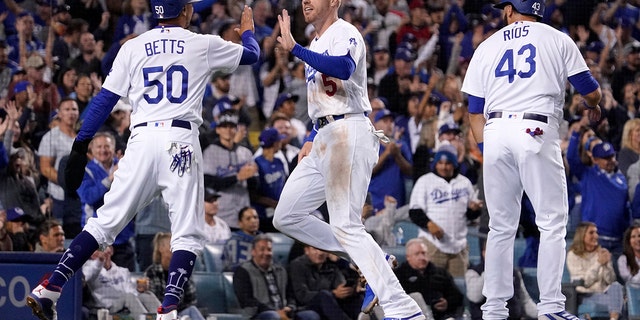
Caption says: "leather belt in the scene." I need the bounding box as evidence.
[133,119,191,130]
[488,111,548,124]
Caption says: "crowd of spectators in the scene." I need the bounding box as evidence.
[2,0,640,318]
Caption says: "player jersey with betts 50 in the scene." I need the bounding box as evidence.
[102,26,244,127]
[461,21,588,121]
[305,19,372,121]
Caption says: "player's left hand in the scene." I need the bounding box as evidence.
[235,5,254,35]
[65,140,90,198]
[298,141,313,162]
[277,9,296,52]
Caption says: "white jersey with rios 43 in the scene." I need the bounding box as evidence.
[103,25,243,126]
[462,21,587,121]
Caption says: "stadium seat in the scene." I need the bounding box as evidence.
[393,220,420,243]
[191,271,243,319]
[381,245,407,265]
[202,244,225,272]
[467,233,482,266]
[272,243,293,266]
[519,267,539,302]
[513,237,527,263]
[265,232,295,246]
[628,285,640,320]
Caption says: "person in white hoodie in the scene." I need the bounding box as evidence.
[82,245,160,318]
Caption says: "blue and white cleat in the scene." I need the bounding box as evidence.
[361,253,398,313]
[383,311,426,320]
[539,311,580,320]
[26,280,61,320]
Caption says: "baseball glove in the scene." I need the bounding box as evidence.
[64,139,90,198]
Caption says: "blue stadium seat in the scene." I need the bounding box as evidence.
[393,221,420,243]
[513,237,527,263]
[467,233,482,266]
[265,232,295,246]
[191,271,243,319]
[202,243,225,272]
[272,243,293,266]
[628,285,640,320]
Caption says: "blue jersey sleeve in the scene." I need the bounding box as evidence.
[239,30,260,65]
[467,95,485,114]
[568,71,600,96]
[291,44,355,80]
[76,88,121,142]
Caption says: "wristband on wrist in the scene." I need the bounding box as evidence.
[582,101,596,110]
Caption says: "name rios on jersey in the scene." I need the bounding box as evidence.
[430,187,470,204]
[144,39,186,56]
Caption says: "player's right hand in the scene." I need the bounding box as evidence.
[277,9,296,52]
[64,139,90,198]
[236,5,254,35]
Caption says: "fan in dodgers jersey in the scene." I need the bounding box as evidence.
[271,0,425,319]
[461,1,601,320]
[25,0,260,319]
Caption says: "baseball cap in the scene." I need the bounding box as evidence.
[112,99,132,113]
[409,0,425,10]
[6,207,29,222]
[217,110,239,126]
[53,4,71,14]
[274,92,299,111]
[259,127,287,148]
[13,80,31,94]
[432,144,458,168]
[401,33,418,44]
[438,123,461,136]
[215,95,241,113]
[374,108,395,123]
[394,48,415,62]
[25,55,45,69]
[625,42,640,55]
[204,188,222,202]
[373,45,389,53]
[591,142,615,159]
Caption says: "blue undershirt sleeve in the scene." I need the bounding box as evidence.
[239,30,260,65]
[568,71,600,96]
[76,88,121,142]
[467,95,485,114]
[304,125,318,143]
[291,44,355,80]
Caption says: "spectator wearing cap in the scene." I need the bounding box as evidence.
[378,47,418,115]
[412,94,442,182]
[611,42,640,103]
[34,218,65,252]
[409,144,482,277]
[251,128,287,232]
[254,114,301,177]
[396,0,431,47]
[369,0,405,49]
[285,60,311,125]
[5,207,33,251]
[203,188,232,244]
[368,45,391,89]
[569,139,634,256]
[98,98,132,156]
[6,13,45,66]
[0,147,43,226]
[369,109,413,212]
[273,92,306,145]
[203,110,258,229]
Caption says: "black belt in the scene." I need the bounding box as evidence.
[133,119,191,130]
[488,111,548,123]
[316,114,347,129]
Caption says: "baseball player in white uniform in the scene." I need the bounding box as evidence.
[461,1,602,319]
[272,3,424,320]
[26,1,260,320]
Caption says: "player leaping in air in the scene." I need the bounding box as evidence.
[26,0,259,319]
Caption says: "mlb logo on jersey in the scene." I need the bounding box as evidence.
[153,121,169,127]
[507,114,518,119]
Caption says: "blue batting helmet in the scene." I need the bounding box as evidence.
[494,0,545,19]
[150,0,200,19]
